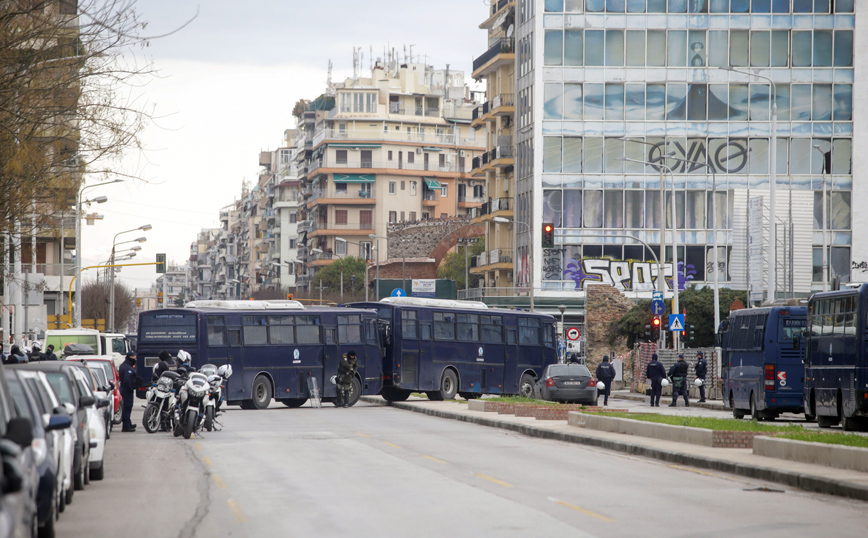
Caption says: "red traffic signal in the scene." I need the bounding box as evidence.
[652,317,661,327]
[542,223,554,248]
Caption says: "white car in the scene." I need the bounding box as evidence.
[70,367,108,481]
[85,364,114,439]
[17,370,77,513]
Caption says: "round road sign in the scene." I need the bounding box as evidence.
[566,327,581,341]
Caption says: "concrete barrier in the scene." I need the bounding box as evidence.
[754,436,868,473]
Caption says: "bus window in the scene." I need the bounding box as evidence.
[401,310,418,339]
[456,314,479,341]
[365,318,378,343]
[779,318,807,340]
[338,315,363,344]
[433,312,455,340]
[543,323,555,347]
[519,318,540,345]
[243,316,268,345]
[296,316,321,344]
[324,328,336,345]
[420,323,432,340]
[207,316,226,346]
[228,328,242,346]
[480,315,503,344]
[506,328,517,345]
[268,316,295,344]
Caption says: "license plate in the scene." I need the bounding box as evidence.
[563,381,582,386]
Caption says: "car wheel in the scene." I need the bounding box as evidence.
[74,453,85,491]
[251,376,273,409]
[842,415,861,432]
[279,398,308,408]
[346,377,362,407]
[112,405,123,425]
[64,483,73,506]
[58,482,66,513]
[458,392,479,400]
[749,393,758,420]
[90,461,104,481]
[518,374,536,399]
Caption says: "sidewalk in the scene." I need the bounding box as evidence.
[359,393,868,502]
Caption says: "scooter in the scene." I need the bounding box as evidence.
[142,371,180,434]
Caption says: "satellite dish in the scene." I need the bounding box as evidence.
[506,24,514,38]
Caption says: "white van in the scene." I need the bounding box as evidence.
[99,333,130,368]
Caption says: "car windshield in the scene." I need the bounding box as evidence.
[72,369,94,398]
[549,365,591,377]
[89,366,108,386]
[45,372,75,406]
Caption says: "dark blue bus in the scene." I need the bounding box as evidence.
[347,297,559,401]
[718,306,807,420]
[805,285,868,430]
[135,300,384,408]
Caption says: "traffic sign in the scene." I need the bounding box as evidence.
[652,291,663,301]
[650,300,665,315]
[669,314,685,332]
[391,288,407,297]
[566,327,581,341]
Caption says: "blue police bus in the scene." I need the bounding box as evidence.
[135,300,383,408]
[718,306,807,420]
[347,297,559,401]
[805,284,868,430]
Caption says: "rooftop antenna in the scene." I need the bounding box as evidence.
[326,59,333,93]
[369,45,373,71]
[409,44,416,63]
[352,47,359,80]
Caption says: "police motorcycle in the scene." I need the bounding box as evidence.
[142,369,181,434]
[173,364,210,440]
[199,363,232,432]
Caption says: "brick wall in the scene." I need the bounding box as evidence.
[584,284,636,371]
[711,430,773,449]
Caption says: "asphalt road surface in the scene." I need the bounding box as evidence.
[56,401,868,538]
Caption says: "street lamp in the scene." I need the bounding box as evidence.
[558,304,566,363]
[814,145,829,292]
[109,224,151,332]
[334,238,348,301]
[76,178,122,326]
[721,66,778,303]
[492,217,534,312]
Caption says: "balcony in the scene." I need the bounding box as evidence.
[472,38,514,78]
[491,93,514,116]
[309,220,375,233]
[458,195,485,207]
[312,128,458,148]
[316,159,465,174]
[308,188,376,205]
[492,145,514,167]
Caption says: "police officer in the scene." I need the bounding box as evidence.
[595,355,616,406]
[336,350,359,408]
[668,354,690,407]
[645,353,667,407]
[153,350,179,379]
[694,350,708,403]
[27,342,46,362]
[44,344,58,361]
[119,352,138,431]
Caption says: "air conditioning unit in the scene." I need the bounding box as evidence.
[416,147,423,154]
[459,150,466,157]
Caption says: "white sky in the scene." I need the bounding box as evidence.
[82,0,489,292]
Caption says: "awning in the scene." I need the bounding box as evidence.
[423,177,441,189]
[422,146,442,152]
[329,143,382,149]
[333,174,375,184]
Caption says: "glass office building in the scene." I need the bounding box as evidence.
[514,0,860,302]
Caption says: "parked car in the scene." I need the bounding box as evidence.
[15,370,76,516]
[14,362,94,494]
[68,366,108,481]
[0,362,38,538]
[69,356,121,427]
[536,363,598,404]
[82,364,113,439]
[7,371,71,538]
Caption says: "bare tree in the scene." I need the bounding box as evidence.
[81,278,135,331]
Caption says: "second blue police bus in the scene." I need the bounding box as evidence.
[135,300,384,408]
[347,297,559,401]
[718,306,807,420]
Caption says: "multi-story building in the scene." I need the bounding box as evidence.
[489,0,861,319]
[294,58,485,287]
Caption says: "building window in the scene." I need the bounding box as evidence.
[360,242,373,260]
[441,184,448,198]
[410,181,417,195]
[289,239,296,249]
[335,150,347,164]
[335,210,347,225]
[289,213,297,223]
[389,211,397,223]
[388,150,393,161]
[408,152,415,164]
[439,154,446,168]
[401,180,406,190]
[389,181,396,194]
[335,240,347,255]
[360,210,372,228]
[409,211,416,221]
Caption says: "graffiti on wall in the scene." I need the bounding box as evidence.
[563,258,696,292]
[852,260,868,274]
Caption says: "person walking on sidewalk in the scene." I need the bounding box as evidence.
[668,354,690,407]
[595,355,616,406]
[645,353,667,407]
[694,351,708,403]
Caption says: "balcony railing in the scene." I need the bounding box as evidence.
[473,37,514,73]
[489,248,513,265]
[458,195,485,204]
[423,192,437,201]
[316,159,465,174]
[309,220,375,232]
[313,128,457,147]
[492,93,514,109]
[309,188,376,202]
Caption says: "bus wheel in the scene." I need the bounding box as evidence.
[279,398,308,408]
[519,374,536,399]
[842,415,860,431]
[347,378,362,407]
[381,388,410,402]
[428,370,458,401]
[730,393,745,419]
[251,376,273,409]
[749,393,758,420]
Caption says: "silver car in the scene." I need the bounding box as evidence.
[536,364,598,404]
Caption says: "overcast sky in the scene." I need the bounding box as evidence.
[83,0,489,293]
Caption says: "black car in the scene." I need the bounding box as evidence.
[0,362,38,538]
[535,363,599,404]
[7,371,71,538]
[13,362,96,495]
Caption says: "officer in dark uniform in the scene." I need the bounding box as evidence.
[153,350,179,379]
[27,342,46,362]
[668,354,690,407]
[595,355,616,406]
[694,351,708,402]
[119,352,138,431]
[45,344,58,361]
[336,350,358,408]
[645,353,667,407]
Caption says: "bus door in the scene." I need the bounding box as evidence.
[321,322,338,400]
[204,315,241,401]
[503,325,519,392]
[480,315,505,394]
[397,309,421,390]
[773,315,807,410]
[364,316,383,394]
[337,314,367,395]
[516,317,543,373]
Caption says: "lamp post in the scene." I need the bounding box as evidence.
[75,179,121,326]
[558,304,566,363]
[492,217,533,312]
[722,66,777,303]
[333,240,346,302]
[814,145,829,292]
[368,234,387,300]
[109,224,151,332]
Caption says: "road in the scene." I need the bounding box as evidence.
[56,401,868,538]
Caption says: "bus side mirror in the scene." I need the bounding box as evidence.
[793,332,803,350]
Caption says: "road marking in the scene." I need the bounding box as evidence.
[354,432,370,438]
[423,455,448,464]
[382,441,403,449]
[202,457,213,467]
[667,465,754,485]
[194,443,203,450]
[475,473,513,488]
[212,475,226,488]
[551,499,615,523]
[227,499,248,523]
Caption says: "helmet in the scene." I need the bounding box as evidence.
[329,375,337,385]
[661,378,670,387]
[596,381,606,390]
[217,364,233,378]
[31,341,41,351]
[694,377,704,387]
[177,350,191,363]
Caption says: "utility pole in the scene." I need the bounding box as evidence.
[316,281,328,304]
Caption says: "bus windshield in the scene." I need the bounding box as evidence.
[779,318,806,341]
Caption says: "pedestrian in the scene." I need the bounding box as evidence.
[645,353,667,407]
[568,353,580,364]
[668,354,690,407]
[335,350,359,408]
[595,355,616,406]
[119,352,138,432]
[694,350,707,403]
[44,344,58,361]
[27,341,46,362]
[153,350,179,379]
[4,345,26,365]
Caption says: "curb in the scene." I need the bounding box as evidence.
[612,392,726,412]
[361,396,868,502]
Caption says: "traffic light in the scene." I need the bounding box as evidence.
[157,291,164,304]
[644,323,652,339]
[651,316,661,340]
[156,253,166,273]
[542,223,554,248]
[686,323,696,342]
[286,293,294,300]
[135,297,142,307]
